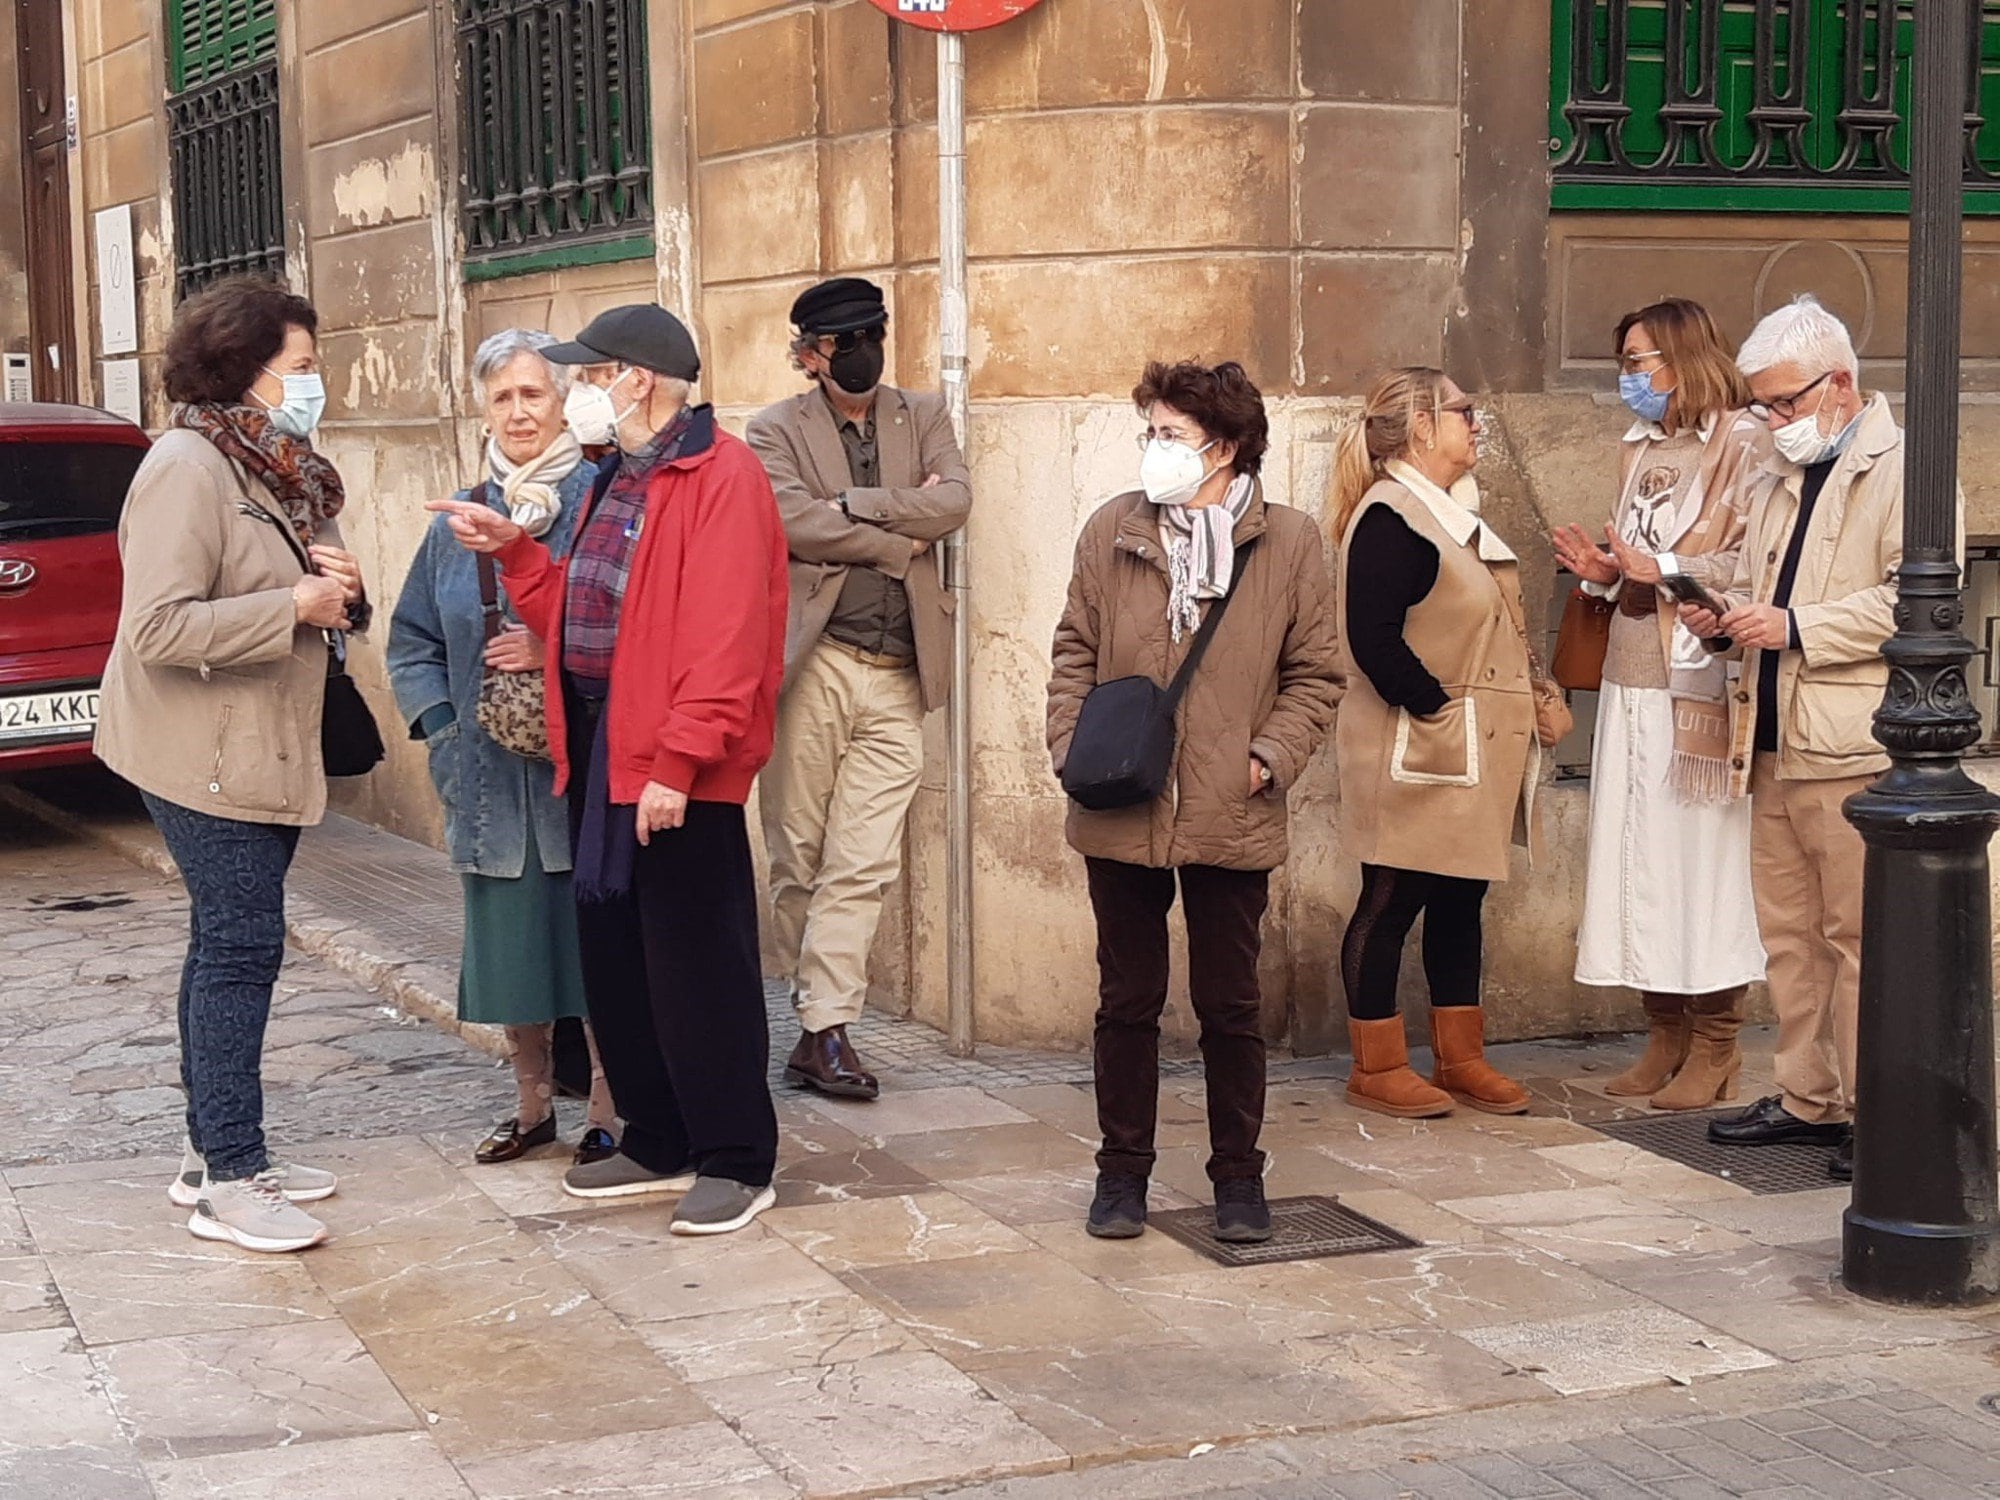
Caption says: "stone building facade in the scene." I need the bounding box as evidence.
[9,0,2000,1051]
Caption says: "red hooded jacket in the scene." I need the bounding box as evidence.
[496,406,789,804]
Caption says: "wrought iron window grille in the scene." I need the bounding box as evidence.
[1550,1,2000,213]
[168,58,286,299]
[455,0,655,271]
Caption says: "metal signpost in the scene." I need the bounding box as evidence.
[1841,0,2000,1307]
[869,0,1047,1057]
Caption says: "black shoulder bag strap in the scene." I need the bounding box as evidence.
[473,482,505,646]
[1157,537,1258,713]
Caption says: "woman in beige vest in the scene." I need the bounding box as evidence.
[1551,299,1769,1112]
[1328,368,1539,1118]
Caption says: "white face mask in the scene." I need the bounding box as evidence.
[256,367,326,439]
[1771,380,1856,467]
[1139,438,1216,507]
[567,369,640,448]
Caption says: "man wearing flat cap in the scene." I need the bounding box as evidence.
[747,277,973,1100]
[429,303,787,1234]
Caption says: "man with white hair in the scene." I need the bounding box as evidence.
[1678,294,1947,1183]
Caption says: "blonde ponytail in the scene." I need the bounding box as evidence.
[1324,366,1450,548]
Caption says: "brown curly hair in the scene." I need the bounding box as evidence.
[163,276,319,406]
[1132,360,1269,476]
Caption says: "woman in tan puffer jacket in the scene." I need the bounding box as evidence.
[1047,360,1341,1247]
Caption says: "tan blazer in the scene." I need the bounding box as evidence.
[1335,475,1539,883]
[745,385,972,713]
[95,429,351,826]
[1046,486,1342,873]
[1716,393,1959,797]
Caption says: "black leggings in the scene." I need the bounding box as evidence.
[1341,864,1489,1021]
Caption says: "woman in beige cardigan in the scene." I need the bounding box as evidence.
[95,277,367,1254]
[1328,368,1540,1119]
[1552,299,1770,1112]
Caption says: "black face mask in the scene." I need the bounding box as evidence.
[827,339,885,396]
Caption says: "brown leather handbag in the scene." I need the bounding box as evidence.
[1550,584,1615,692]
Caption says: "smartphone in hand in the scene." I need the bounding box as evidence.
[1660,572,1734,651]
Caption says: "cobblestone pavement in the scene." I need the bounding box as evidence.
[1,792,1998,1499]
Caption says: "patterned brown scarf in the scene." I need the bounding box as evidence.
[169,402,345,550]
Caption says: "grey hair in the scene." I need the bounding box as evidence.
[1737,294,1860,382]
[471,328,572,394]
[787,329,821,376]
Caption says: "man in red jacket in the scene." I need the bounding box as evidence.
[429,305,787,1236]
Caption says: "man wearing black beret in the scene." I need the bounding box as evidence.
[748,277,973,1100]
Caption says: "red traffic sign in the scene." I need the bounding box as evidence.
[865,0,1045,31]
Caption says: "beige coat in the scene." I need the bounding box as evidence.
[745,385,972,713]
[1046,486,1342,872]
[95,429,349,826]
[1335,473,1539,883]
[1717,394,1955,797]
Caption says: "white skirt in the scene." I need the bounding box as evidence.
[1573,683,1767,993]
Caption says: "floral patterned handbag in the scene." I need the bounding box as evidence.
[474,549,550,761]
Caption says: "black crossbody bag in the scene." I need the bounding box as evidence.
[1060,540,1257,812]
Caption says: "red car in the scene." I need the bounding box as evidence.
[0,403,148,773]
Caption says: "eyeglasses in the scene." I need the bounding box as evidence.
[1747,371,1831,422]
[1619,348,1667,374]
[1439,399,1476,423]
[1135,426,1206,451]
[811,326,886,355]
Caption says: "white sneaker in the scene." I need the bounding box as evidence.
[187,1171,329,1253]
[168,1139,337,1208]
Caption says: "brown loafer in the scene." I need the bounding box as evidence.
[573,1127,619,1167]
[475,1114,558,1164]
[783,1025,880,1101]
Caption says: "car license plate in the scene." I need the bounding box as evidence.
[0,688,100,743]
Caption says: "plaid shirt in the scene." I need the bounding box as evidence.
[562,408,694,683]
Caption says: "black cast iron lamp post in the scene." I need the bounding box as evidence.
[1840,0,2000,1307]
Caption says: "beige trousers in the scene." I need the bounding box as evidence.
[761,640,925,1033]
[1749,754,1869,1125]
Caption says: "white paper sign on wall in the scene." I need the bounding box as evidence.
[95,206,138,356]
[100,359,142,426]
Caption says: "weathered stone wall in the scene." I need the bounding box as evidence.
[0,2,28,356]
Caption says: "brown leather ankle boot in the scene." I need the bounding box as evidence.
[1603,993,1692,1097]
[1649,988,1743,1112]
[1345,1016,1453,1118]
[1429,1005,1530,1115]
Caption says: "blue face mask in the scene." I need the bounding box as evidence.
[1619,371,1672,425]
[258,367,327,439]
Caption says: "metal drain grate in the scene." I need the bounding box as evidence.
[1594,1109,1839,1195]
[1149,1194,1420,1267]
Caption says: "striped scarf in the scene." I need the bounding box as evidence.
[1154,472,1254,642]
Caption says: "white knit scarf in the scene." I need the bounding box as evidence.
[485,430,584,538]
[1154,472,1255,642]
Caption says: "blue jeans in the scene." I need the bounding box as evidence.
[143,794,299,1181]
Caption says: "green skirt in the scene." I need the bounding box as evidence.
[458,822,590,1027]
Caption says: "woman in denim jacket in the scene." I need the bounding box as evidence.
[389,329,614,1166]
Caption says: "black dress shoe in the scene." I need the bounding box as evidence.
[475,1114,558,1164]
[1707,1095,1850,1148]
[573,1127,619,1167]
[1828,1134,1854,1182]
[783,1026,880,1100]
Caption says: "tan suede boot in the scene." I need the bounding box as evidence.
[1429,1005,1531,1115]
[1345,1016,1454,1119]
[1603,994,1692,1097]
[1648,988,1743,1112]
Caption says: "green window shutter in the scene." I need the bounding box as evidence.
[167,0,278,94]
[1549,1,2000,213]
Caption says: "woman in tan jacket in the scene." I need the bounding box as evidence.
[1329,368,1539,1120]
[1552,299,1769,1112]
[95,278,369,1254]
[1048,360,1341,1245]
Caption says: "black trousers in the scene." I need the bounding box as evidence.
[1085,857,1270,1183]
[565,695,777,1186]
[1340,863,1489,1021]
